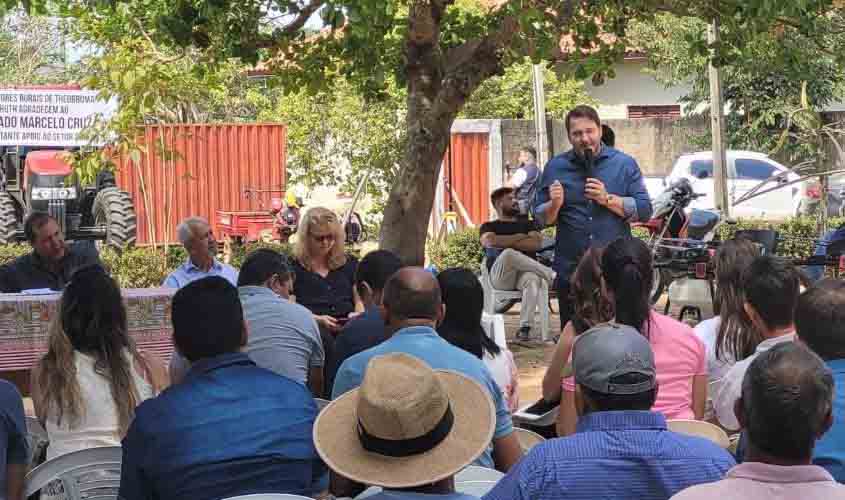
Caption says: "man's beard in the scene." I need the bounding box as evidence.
[503,206,521,217]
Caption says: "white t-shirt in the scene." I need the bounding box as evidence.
[694,317,736,421]
[510,168,528,188]
[714,333,795,431]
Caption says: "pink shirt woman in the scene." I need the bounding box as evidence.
[562,312,706,418]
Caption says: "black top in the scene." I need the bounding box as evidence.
[291,255,358,318]
[0,243,101,293]
[479,219,539,271]
[325,305,386,393]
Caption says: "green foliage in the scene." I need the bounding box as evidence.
[717,217,845,258]
[427,228,484,271]
[628,11,845,165]
[0,244,30,265]
[252,78,404,209]
[461,59,594,120]
[229,241,292,269]
[0,9,75,85]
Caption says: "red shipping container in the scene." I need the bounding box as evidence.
[114,124,287,245]
[443,132,490,225]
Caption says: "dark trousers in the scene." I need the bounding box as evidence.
[556,279,572,330]
[318,325,337,399]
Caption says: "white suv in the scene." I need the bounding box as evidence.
[664,151,802,219]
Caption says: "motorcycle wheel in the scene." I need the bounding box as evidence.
[650,268,670,305]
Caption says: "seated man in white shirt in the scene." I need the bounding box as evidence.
[164,216,238,289]
[715,256,800,431]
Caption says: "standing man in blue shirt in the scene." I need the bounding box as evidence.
[483,323,735,500]
[119,277,324,500]
[163,216,238,289]
[795,279,845,481]
[533,106,652,328]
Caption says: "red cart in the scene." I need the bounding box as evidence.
[217,210,278,260]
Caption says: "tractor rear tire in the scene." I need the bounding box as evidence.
[0,193,18,245]
[93,187,137,251]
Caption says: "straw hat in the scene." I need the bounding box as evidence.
[313,353,495,489]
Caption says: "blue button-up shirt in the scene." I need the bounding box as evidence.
[163,258,239,289]
[483,411,735,500]
[533,147,652,278]
[814,358,845,480]
[118,352,325,500]
[332,326,514,470]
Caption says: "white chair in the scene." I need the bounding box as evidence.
[314,398,331,412]
[24,446,123,500]
[456,480,499,497]
[25,416,49,470]
[223,495,313,500]
[455,465,505,483]
[480,259,550,341]
[514,427,546,452]
[667,419,731,449]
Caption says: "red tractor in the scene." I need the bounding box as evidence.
[0,146,137,249]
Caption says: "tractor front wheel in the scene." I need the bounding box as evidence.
[0,193,18,245]
[93,188,137,251]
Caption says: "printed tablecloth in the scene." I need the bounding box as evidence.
[0,288,175,372]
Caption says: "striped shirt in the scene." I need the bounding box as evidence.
[483,411,735,500]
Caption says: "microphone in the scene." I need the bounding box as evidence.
[583,148,594,178]
[583,148,595,209]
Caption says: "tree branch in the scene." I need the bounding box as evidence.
[279,0,326,36]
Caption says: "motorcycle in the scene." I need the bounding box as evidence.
[634,178,724,305]
[273,196,302,244]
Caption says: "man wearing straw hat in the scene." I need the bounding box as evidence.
[484,323,734,500]
[316,352,494,499]
[332,268,523,474]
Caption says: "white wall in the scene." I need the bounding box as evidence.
[581,59,693,119]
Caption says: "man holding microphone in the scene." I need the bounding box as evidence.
[533,105,652,329]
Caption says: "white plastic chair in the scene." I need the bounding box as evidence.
[667,419,731,449]
[24,446,123,500]
[314,398,331,412]
[480,258,550,341]
[223,495,313,500]
[25,416,49,470]
[514,427,546,452]
[455,465,505,483]
[456,480,499,496]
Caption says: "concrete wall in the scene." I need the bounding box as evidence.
[581,59,694,120]
[495,116,708,178]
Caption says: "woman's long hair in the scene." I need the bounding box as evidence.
[714,238,762,362]
[601,238,654,337]
[293,206,348,271]
[34,266,149,437]
[569,247,614,335]
[436,268,501,359]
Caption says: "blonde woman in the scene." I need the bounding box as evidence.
[292,208,362,396]
[31,266,167,462]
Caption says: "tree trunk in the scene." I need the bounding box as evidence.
[379,1,512,265]
[380,122,454,265]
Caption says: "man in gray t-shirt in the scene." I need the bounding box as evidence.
[1,379,27,500]
[169,250,324,396]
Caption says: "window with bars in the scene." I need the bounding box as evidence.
[627,105,682,119]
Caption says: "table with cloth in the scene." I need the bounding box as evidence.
[0,288,175,394]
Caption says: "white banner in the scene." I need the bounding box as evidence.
[0,89,117,147]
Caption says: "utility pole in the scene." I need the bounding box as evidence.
[708,13,730,218]
[532,63,549,166]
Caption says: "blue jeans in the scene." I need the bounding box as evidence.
[806,226,845,282]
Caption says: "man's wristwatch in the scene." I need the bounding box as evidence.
[605,193,613,206]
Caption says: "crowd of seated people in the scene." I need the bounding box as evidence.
[7,203,845,500]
